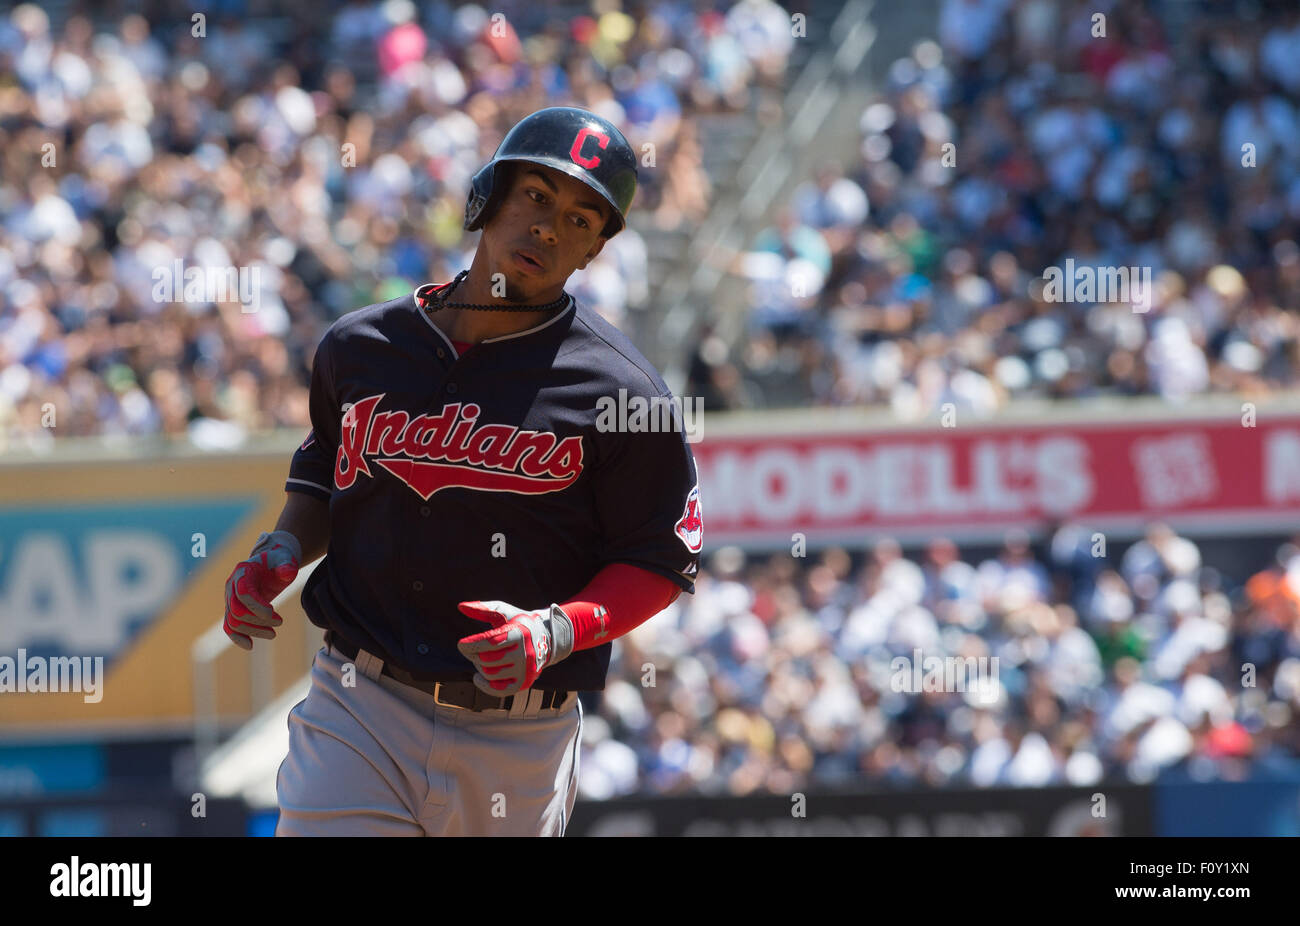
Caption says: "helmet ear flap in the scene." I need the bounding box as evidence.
[463,162,506,231]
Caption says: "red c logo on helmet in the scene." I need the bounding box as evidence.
[570,127,608,169]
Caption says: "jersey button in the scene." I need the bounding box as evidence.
[417,643,429,655]
[412,580,424,591]
[436,348,446,359]
[420,506,430,517]
[446,383,458,394]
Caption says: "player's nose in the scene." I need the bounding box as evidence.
[530,217,559,245]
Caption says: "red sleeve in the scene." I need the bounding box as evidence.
[558,563,681,652]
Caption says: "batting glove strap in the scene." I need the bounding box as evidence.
[251,529,303,566]
[546,604,575,664]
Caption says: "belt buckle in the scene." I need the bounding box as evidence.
[432,682,464,711]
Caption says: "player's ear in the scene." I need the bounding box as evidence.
[580,234,606,269]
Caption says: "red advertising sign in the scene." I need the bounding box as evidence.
[693,412,1300,548]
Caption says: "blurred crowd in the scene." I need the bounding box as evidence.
[0,0,791,447]
[10,0,1298,432]
[579,525,1300,797]
[689,0,1300,412]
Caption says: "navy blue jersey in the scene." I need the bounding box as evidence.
[284,281,701,691]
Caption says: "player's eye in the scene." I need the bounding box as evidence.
[527,189,546,203]
[573,215,590,229]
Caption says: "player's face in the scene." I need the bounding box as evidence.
[484,164,610,300]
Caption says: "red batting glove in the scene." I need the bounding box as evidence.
[223,531,301,650]
[456,600,573,696]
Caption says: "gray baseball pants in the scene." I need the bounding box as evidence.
[274,640,583,836]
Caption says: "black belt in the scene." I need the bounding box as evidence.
[324,630,571,712]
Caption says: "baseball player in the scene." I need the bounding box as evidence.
[222,107,703,836]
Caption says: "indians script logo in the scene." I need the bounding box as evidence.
[334,394,584,500]
[674,485,703,553]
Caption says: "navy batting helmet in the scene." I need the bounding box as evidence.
[463,107,638,239]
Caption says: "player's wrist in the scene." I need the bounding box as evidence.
[545,604,575,665]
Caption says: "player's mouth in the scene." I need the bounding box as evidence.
[512,249,546,275]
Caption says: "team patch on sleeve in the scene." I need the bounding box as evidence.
[299,430,316,451]
[674,485,703,553]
